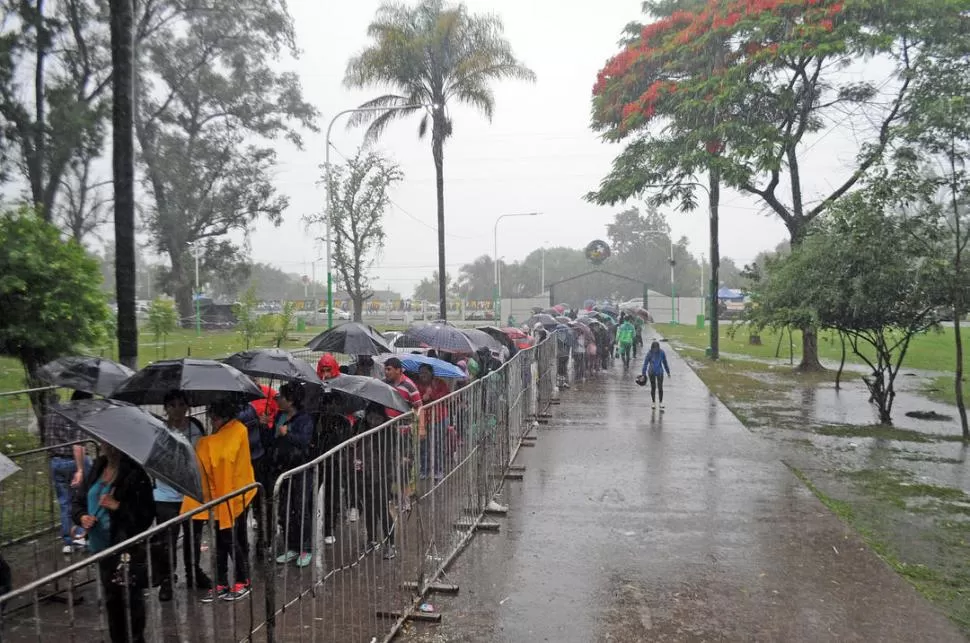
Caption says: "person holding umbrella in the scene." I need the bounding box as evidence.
[269,382,315,568]
[72,443,155,643]
[181,398,257,603]
[152,390,209,600]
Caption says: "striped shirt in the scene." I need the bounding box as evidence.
[385,374,422,418]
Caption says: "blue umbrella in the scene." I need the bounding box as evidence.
[377,353,465,379]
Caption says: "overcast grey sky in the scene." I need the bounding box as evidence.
[246,0,885,296]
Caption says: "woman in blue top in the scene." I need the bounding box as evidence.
[641,341,671,409]
[72,444,155,643]
[270,382,315,567]
[153,390,209,600]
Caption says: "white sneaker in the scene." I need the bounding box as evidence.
[347,508,359,523]
[61,544,73,555]
[651,402,656,409]
[323,535,336,546]
[660,403,666,410]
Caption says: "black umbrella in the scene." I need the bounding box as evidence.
[111,358,264,406]
[401,323,476,353]
[222,348,320,382]
[316,375,410,413]
[0,452,20,483]
[476,326,517,355]
[461,328,504,353]
[37,356,136,397]
[53,399,204,502]
[526,313,559,329]
[305,322,392,355]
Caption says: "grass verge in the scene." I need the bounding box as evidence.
[788,465,970,633]
[659,322,963,374]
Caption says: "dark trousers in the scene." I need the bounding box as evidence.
[99,558,146,643]
[278,473,312,552]
[251,458,270,555]
[355,472,394,546]
[649,373,665,403]
[321,461,340,537]
[215,512,250,588]
[153,501,205,584]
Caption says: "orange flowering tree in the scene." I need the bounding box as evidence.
[588,0,931,369]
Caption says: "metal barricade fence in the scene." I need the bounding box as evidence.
[0,337,562,643]
[265,340,551,642]
[0,483,268,643]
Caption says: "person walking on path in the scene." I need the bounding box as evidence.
[641,340,671,409]
[615,316,636,369]
[181,398,257,603]
[153,390,210,600]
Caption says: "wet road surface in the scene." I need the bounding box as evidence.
[404,337,966,642]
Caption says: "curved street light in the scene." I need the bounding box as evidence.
[323,103,436,328]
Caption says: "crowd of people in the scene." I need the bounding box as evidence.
[23,309,666,643]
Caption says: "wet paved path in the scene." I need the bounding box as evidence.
[408,335,966,642]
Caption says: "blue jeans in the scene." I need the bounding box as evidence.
[50,456,91,545]
[420,420,446,479]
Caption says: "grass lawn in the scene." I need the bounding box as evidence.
[657,322,958,373]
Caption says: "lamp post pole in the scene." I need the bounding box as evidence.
[639,180,716,357]
[188,241,203,337]
[325,103,432,329]
[493,212,540,321]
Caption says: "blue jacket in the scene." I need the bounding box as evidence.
[642,350,670,377]
[238,405,264,461]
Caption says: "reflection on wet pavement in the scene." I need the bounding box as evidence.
[403,345,966,642]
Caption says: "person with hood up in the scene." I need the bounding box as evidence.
[316,353,341,380]
[641,340,672,410]
[181,398,256,603]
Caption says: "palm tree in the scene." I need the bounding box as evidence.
[345,0,535,320]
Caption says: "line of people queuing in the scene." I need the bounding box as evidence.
[34,343,503,642]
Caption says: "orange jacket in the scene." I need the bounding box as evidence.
[181,418,256,528]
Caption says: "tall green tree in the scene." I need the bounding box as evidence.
[590,0,932,368]
[0,207,110,407]
[312,148,403,321]
[896,8,970,439]
[133,0,317,323]
[0,0,110,220]
[751,191,939,425]
[413,270,452,303]
[344,0,535,320]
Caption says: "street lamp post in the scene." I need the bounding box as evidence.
[493,212,540,321]
[324,103,433,329]
[638,180,717,356]
[188,242,204,337]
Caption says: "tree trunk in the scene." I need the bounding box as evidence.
[32,0,47,218]
[432,119,447,321]
[708,168,720,359]
[353,297,364,323]
[949,149,968,441]
[789,221,824,371]
[954,312,968,440]
[110,0,137,369]
[169,252,194,326]
[835,331,846,391]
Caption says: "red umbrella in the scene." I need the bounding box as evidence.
[502,327,528,340]
[552,304,566,314]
